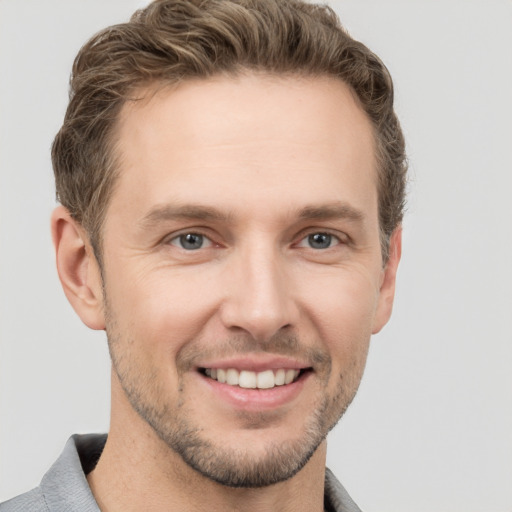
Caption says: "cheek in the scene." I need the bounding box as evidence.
[297,266,378,367]
[105,265,222,354]
[299,265,379,330]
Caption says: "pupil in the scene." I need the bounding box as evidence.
[309,233,331,249]
[181,233,203,250]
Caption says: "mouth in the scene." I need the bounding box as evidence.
[199,367,310,389]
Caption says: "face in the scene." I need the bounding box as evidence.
[98,74,398,487]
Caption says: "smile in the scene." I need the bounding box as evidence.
[201,368,304,389]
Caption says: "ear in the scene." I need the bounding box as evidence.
[372,227,402,334]
[51,206,105,330]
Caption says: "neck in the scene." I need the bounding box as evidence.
[87,374,327,512]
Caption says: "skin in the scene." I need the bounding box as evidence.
[52,73,401,512]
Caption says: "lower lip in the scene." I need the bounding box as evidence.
[200,372,310,412]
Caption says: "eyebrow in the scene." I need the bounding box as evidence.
[297,203,365,223]
[139,204,232,230]
[139,201,365,230]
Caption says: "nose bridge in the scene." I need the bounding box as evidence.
[220,236,297,340]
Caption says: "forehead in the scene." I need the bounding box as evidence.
[110,73,377,223]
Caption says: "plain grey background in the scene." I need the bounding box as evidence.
[1,1,511,510]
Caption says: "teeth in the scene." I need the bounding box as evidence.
[285,369,296,385]
[217,368,227,383]
[256,369,275,389]
[204,368,301,389]
[239,370,257,389]
[226,369,239,386]
[275,369,285,385]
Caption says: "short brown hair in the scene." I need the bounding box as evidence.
[52,0,407,261]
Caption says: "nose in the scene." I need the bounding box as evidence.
[219,244,299,342]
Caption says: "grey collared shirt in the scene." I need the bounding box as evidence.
[0,434,362,512]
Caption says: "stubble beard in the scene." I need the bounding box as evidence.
[105,309,365,488]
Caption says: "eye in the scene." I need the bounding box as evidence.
[297,232,340,250]
[169,233,212,250]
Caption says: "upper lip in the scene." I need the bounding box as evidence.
[195,355,311,372]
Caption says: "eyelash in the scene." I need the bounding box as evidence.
[167,232,214,251]
[166,230,346,251]
[295,231,344,250]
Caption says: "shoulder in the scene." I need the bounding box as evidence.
[0,434,105,512]
[0,487,48,512]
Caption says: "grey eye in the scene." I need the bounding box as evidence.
[172,233,206,250]
[307,233,333,249]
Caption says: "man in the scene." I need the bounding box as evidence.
[1,0,406,510]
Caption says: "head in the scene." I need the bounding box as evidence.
[51,0,406,489]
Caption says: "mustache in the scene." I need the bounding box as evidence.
[176,332,331,372]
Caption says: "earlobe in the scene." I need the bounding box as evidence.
[372,227,402,334]
[51,206,105,330]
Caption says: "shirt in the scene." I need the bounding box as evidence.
[0,434,362,512]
